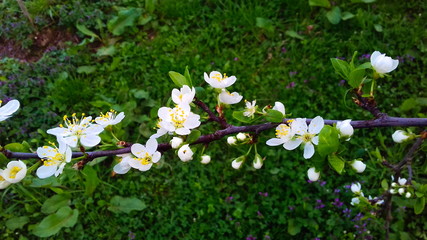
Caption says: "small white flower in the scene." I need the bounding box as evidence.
[336,119,354,140]
[389,189,397,194]
[36,141,72,178]
[158,105,201,135]
[0,99,20,122]
[178,144,193,162]
[405,192,411,198]
[243,100,257,118]
[95,110,125,127]
[284,116,324,159]
[350,197,360,206]
[253,154,263,169]
[201,155,211,164]
[1,160,27,183]
[47,114,104,148]
[351,182,362,194]
[0,170,12,189]
[398,177,407,186]
[227,136,237,145]
[391,182,398,188]
[231,156,245,169]
[351,160,366,173]
[236,133,246,141]
[266,124,295,147]
[171,85,196,106]
[204,71,237,89]
[219,89,243,105]
[370,51,399,75]
[272,101,286,116]
[170,137,184,149]
[307,167,320,181]
[126,138,161,172]
[398,188,405,195]
[392,130,411,143]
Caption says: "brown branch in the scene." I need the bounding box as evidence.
[193,99,230,128]
[353,89,387,119]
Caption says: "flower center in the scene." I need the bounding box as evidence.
[301,133,314,143]
[275,124,290,138]
[9,166,21,179]
[135,152,152,165]
[212,73,228,82]
[169,106,188,128]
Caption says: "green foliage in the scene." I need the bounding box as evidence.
[107,196,147,214]
[32,206,79,237]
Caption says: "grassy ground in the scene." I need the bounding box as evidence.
[1,0,426,239]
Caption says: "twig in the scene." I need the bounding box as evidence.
[353,89,387,119]
[193,99,230,128]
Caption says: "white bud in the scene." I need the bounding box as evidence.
[391,182,398,188]
[398,177,407,186]
[351,160,366,173]
[336,119,354,140]
[351,182,362,194]
[200,155,211,164]
[398,188,405,195]
[392,130,410,143]
[253,154,263,169]
[389,189,397,194]
[370,51,399,75]
[177,144,193,162]
[350,197,360,206]
[231,156,245,169]
[170,137,183,149]
[405,192,411,198]
[236,132,246,141]
[227,136,237,145]
[307,167,320,182]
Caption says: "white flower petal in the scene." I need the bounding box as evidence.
[146,138,158,154]
[303,142,315,159]
[266,138,286,146]
[36,165,57,179]
[308,116,324,134]
[283,138,303,150]
[80,135,101,147]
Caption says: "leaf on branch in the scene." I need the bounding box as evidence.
[317,126,340,157]
[330,58,350,80]
[265,109,284,123]
[414,197,425,215]
[232,111,254,123]
[169,71,188,87]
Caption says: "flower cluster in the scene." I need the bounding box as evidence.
[204,71,242,104]
[114,138,161,173]
[389,177,411,198]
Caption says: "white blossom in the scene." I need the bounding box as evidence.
[36,141,72,178]
[370,51,399,75]
[219,89,243,105]
[350,197,360,206]
[171,85,196,106]
[243,100,257,118]
[170,137,184,149]
[231,156,245,169]
[307,167,320,181]
[178,144,193,162]
[158,105,201,135]
[0,99,20,122]
[253,154,263,169]
[1,160,27,184]
[336,119,354,140]
[236,133,246,141]
[351,182,362,194]
[398,188,405,195]
[204,71,236,89]
[351,160,366,173]
[405,192,412,198]
[201,155,211,164]
[95,110,125,127]
[0,170,12,189]
[266,124,294,148]
[227,136,237,145]
[398,177,407,186]
[125,139,161,172]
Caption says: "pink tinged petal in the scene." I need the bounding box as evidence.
[80,135,101,147]
[175,128,191,135]
[309,116,324,134]
[152,152,161,163]
[291,118,307,136]
[266,138,286,146]
[146,138,158,154]
[283,138,303,150]
[63,136,78,148]
[312,136,319,145]
[131,144,147,158]
[303,142,315,159]
[36,165,57,179]
[137,163,153,172]
[0,99,20,115]
[114,161,132,174]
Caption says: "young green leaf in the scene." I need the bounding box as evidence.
[41,194,71,214]
[328,154,345,174]
[232,111,253,123]
[168,71,188,87]
[317,126,340,157]
[265,109,284,123]
[414,197,425,215]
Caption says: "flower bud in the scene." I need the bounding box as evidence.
[200,155,211,164]
[231,156,246,169]
[351,182,362,194]
[253,154,263,169]
[177,144,193,162]
[336,119,354,140]
[350,197,360,206]
[370,51,399,75]
[307,167,320,182]
[398,188,405,195]
[227,136,237,145]
[389,189,397,194]
[1,160,27,184]
[398,177,407,186]
[405,192,411,198]
[236,132,246,141]
[392,130,410,143]
[351,160,366,173]
[170,137,183,149]
[391,182,398,188]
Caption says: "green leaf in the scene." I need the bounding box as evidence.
[107,8,141,36]
[82,165,100,196]
[287,218,301,236]
[32,206,79,237]
[76,24,99,39]
[41,194,71,214]
[265,109,284,123]
[328,154,345,174]
[186,130,201,144]
[232,111,253,123]
[414,197,425,214]
[374,24,383,32]
[348,68,366,88]
[285,30,304,40]
[168,71,188,87]
[330,58,350,80]
[309,0,331,8]
[6,216,29,230]
[317,126,340,157]
[96,45,116,56]
[108,196,147,214]
[341,11,355,20]
[4,143,28,152]
[381,179,389,191]
[145,0,156,13]
[131,89,149,99]
[77,65,97,74]
[326,7,342,25]
[256,17,274,33]
[184,66,193,87]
